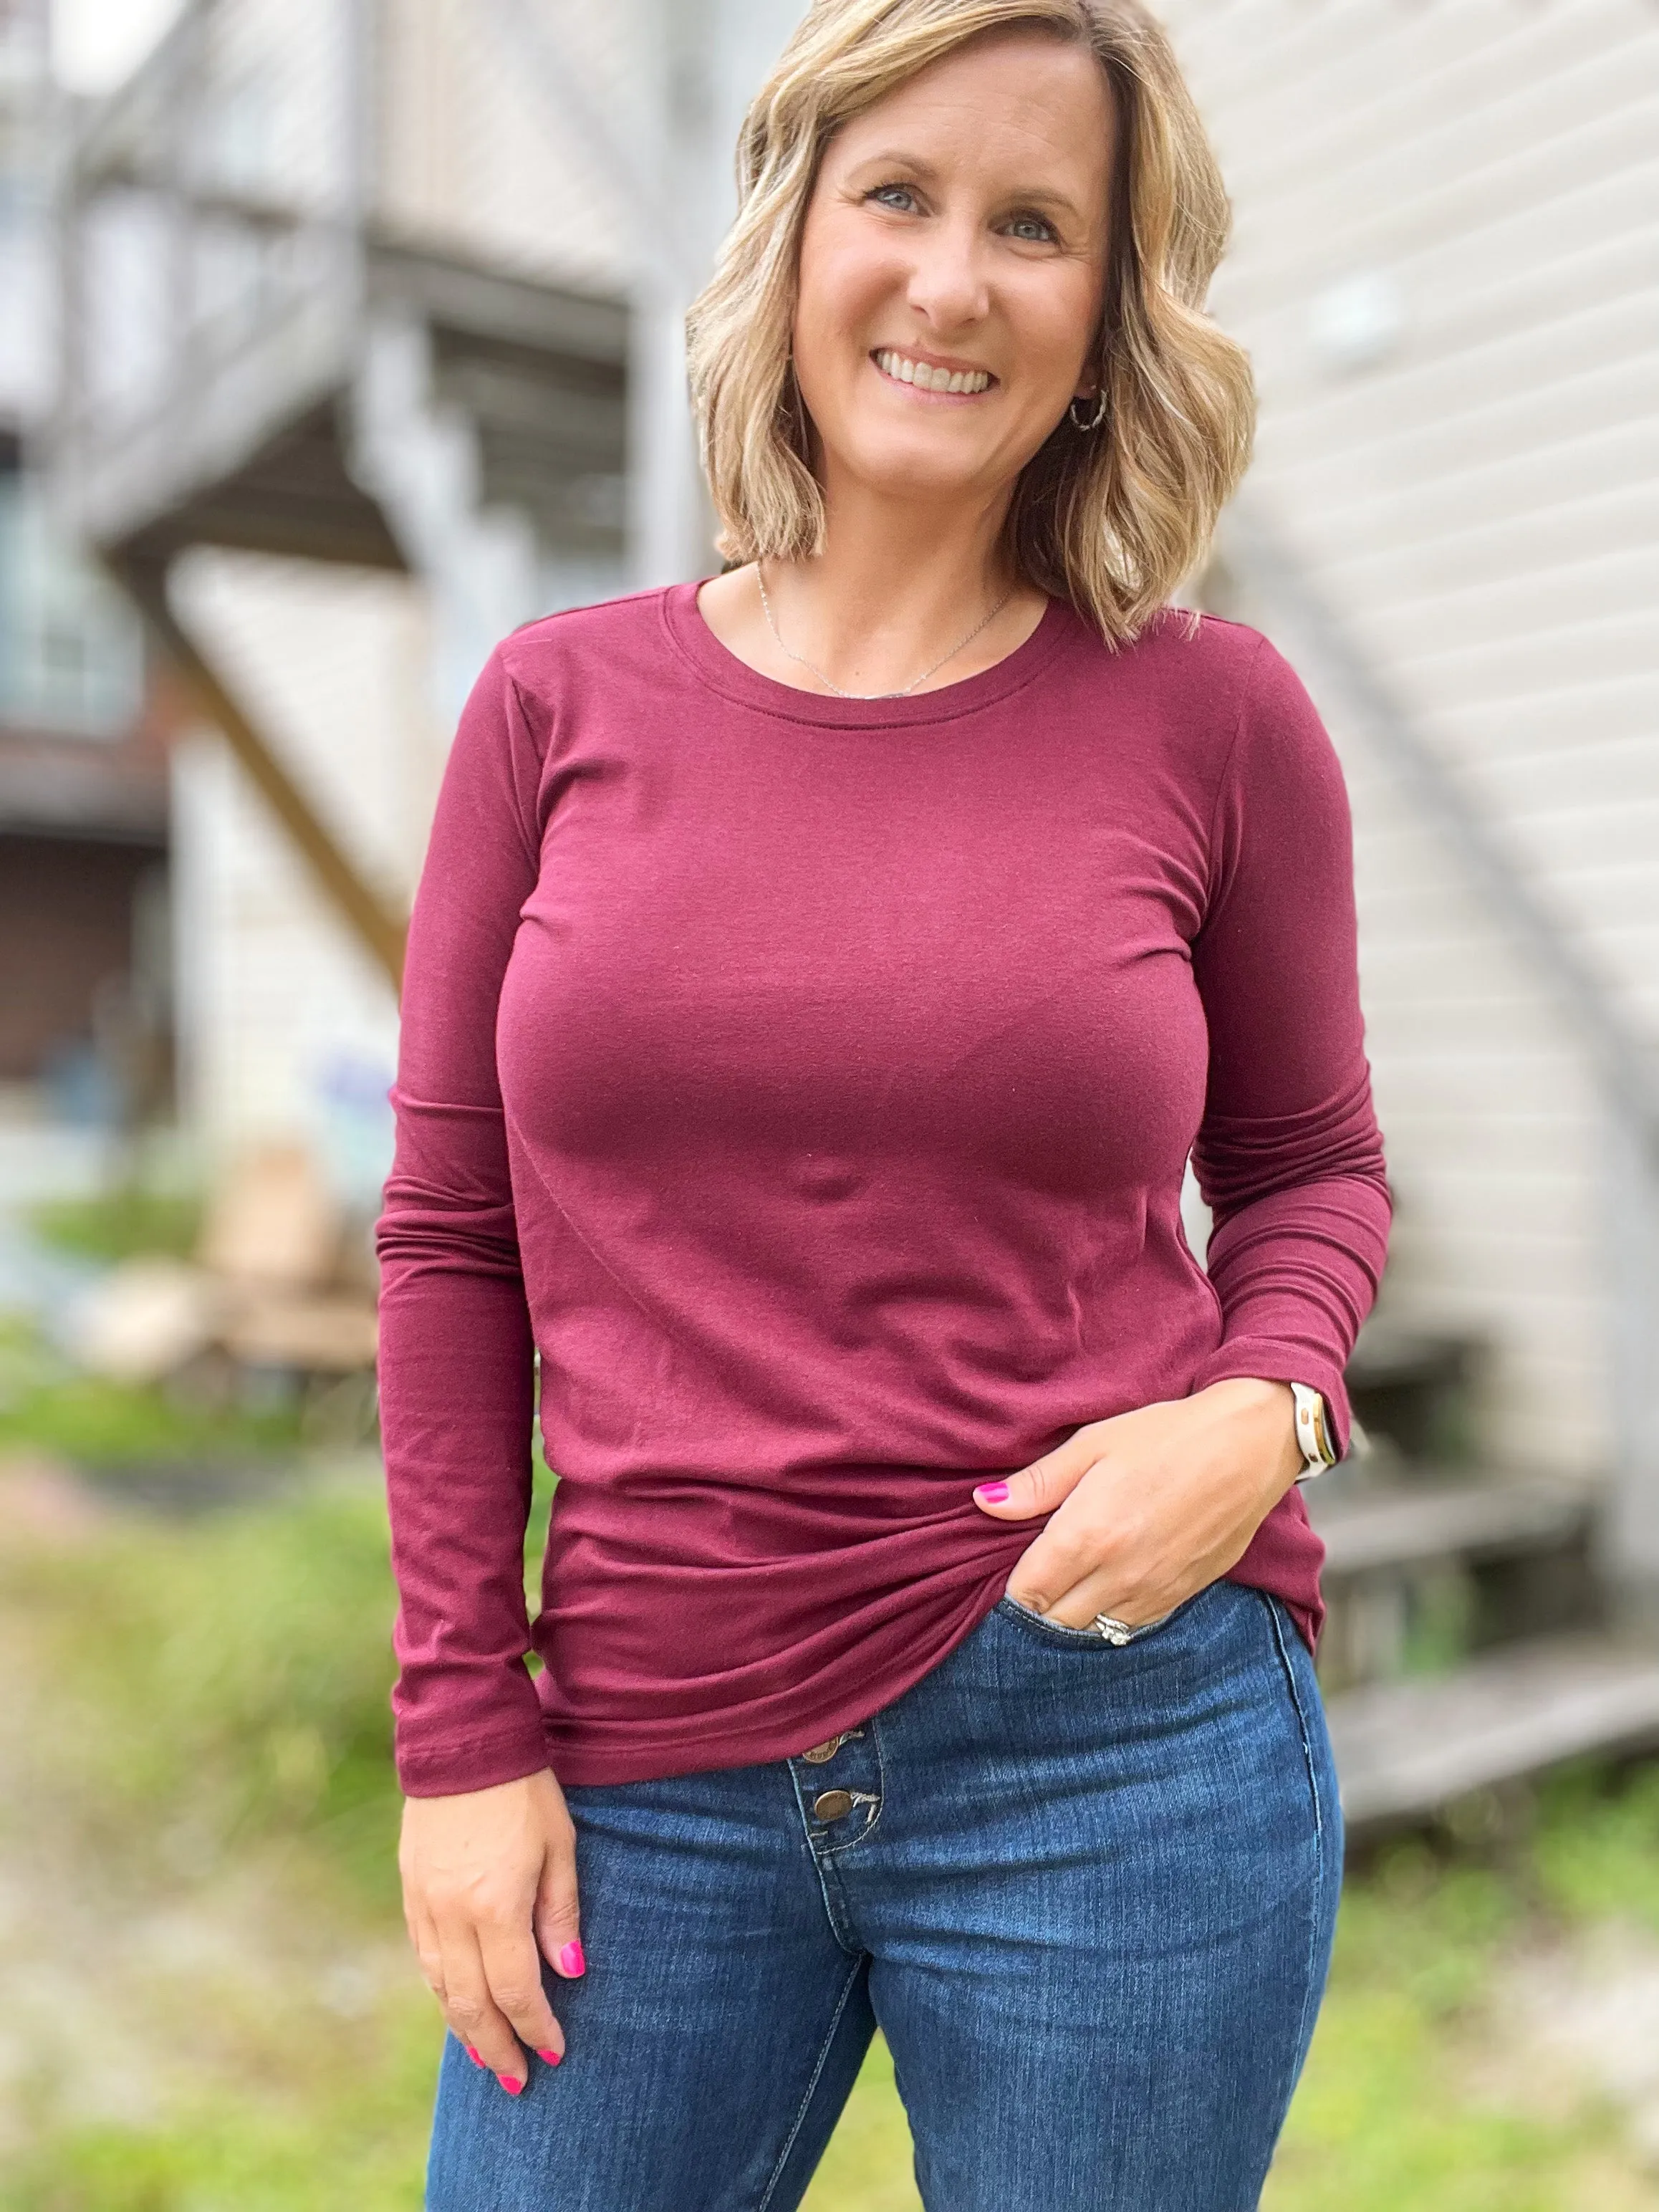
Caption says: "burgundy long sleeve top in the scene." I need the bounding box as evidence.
[374,582,1391,1797]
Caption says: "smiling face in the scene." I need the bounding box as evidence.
[790,27,1115,518]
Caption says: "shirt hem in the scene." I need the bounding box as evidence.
[537,1550,1325,1787]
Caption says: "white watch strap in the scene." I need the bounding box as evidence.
[1291,1382,1337,1478]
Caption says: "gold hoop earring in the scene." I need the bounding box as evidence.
[1068,390,1108,433]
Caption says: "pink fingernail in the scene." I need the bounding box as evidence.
[497,2074,524,2095]
[537,2046,563,2066]
[559,1938,586,1976]
[464,2044,483,2067]
[974,1480,1010,1503]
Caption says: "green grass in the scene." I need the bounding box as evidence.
[0,1315,304,1471]
[1264,1829,1622,2211]
[0,2014,436,2212]
[0,1462,403,1908]
[4,1461,1659,2208]
[27,1187,203,1266]
[26,1186,204,1274]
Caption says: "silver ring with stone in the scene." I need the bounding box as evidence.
[1091,1612,1138,1645]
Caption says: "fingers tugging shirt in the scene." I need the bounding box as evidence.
[374,580,1392,1802]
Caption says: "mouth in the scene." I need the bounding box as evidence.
[871,347,996,398]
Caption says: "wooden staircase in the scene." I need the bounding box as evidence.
[1315,1319,1659,1841]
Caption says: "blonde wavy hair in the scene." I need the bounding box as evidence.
[685,0,1255,648]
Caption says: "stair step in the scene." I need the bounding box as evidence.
[1325,1634,1659,1836]
[1307,1470,1592,1577]
[1344,1317,1485,1461]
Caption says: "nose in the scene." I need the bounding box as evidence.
[903,213,990,334]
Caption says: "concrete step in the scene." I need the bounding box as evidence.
[1307,1467,1592,1578]
[1345,1316,1486,1461]
[1326,1632,1659,1838]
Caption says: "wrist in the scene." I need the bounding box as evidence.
[1196,1375,1296,1430]
[1193,1375,1301,1487]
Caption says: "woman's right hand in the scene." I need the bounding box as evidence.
[398,1767,585,2093]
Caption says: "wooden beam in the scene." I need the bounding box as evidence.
[108,549,407,994]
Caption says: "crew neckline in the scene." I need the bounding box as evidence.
[660,575,1079,729]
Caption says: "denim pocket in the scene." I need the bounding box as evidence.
[993,1592,1183,1648]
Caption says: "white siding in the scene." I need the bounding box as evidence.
[375,0,634,290]
[1162,0,1659,1475]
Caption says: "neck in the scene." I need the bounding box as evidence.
[763,469,1033,695]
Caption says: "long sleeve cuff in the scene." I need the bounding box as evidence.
[1188,1337,1356,1461]
[392,1675,552,1798]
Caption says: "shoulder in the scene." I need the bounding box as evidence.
[1058,601,1279,721]
[1130,605,1283,709]
[1178,623,1349,853]
[1054,603,1319,788]
[494,585,674,706]
[1092,607,1347,845]
[436,590,674,835]
[1140,602,1267,665]
[1133,607,1332,767]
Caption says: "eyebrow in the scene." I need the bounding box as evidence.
[844,150,1087,223]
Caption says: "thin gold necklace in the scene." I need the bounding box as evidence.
[754,562,1016,700]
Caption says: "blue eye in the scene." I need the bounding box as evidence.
[1006,213,1058,244]
[867,183,919,212]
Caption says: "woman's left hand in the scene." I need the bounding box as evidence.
[971,1377,1307,1630]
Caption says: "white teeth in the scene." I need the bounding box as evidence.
[875,350,991,394]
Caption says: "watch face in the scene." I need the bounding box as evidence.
[1292,1383,1336,1470]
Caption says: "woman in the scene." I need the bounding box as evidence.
[378,1,1391,2204]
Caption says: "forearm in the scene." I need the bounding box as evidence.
[378,1261,548,1797]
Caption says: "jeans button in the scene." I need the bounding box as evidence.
[802,1735,845,1764]
[810,1788,855,1822]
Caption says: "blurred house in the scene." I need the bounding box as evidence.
[40,0,799,1208]
[1158,0,1659,1819]
[30,0,1659,1820]
[1159,0,1654,1495]
[1158,1,1658,1527]
[0,0,168,1137]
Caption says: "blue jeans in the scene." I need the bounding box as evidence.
[425,1578,1342,2211]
